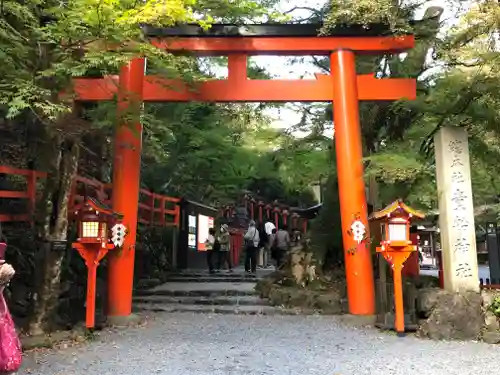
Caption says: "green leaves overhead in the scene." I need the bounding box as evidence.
[361,0,500,212]
[0,0,279,123]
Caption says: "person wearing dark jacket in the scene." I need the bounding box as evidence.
[275,225,290,268]
[257,222,268,269]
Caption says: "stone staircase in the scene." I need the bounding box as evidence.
[133,268,300,315]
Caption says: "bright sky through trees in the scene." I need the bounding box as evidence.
[259,0,471,138]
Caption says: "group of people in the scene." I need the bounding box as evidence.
[242,220,291,274]
[205,219,294,275]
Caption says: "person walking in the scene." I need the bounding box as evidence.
[217,224,233,272]
[275,224,290,269]
[205,228,218,274]
[264,221,275,237]
[257,222,268,269]
[243,220,260,274]
[269,227,278,267]
[263,221,276,268]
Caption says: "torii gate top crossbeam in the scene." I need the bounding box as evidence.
[71,23,417,103]
[142,23,414,56]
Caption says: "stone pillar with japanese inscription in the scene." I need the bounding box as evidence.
[434,127,479,292]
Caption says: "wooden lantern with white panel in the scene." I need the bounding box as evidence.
[369,199,425,250]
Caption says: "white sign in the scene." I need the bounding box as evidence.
[188,234,196,248]
[197,214,214,251]
[111,223,127,248]
[188,215,196,228]
[351,220,366,244]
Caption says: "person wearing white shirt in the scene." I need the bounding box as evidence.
[205,228,217,274]
[264,221,275,236]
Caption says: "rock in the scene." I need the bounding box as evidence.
[264,284,346,314]
[414,275,440,289]
[268,286,311,308]
[417,287,447,318]
[314,292,344,314]
[417,289,483,341]
[484,314,499,331]
[482,331,500,344]
[281,242,317,286]
[481,289,500,331]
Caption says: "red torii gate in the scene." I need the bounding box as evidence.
[71,23,416,321]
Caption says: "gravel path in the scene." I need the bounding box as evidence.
[21,313,500,375]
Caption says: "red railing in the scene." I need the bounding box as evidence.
[137,189,179,227]
[0,165,179,227]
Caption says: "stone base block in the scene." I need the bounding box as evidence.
[338,314,376,328]
[107,313,142,327]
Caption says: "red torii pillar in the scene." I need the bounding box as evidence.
[331,50,375,314]
[258,201,264,223]
[273,207,280,228]
[249,198,255,220]
[107,58,145,320]
[265,204,272,221]
[292,213,299,229]
[282,209,289,226]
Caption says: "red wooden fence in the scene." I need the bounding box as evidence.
[0,165,249,264]
[0,165,180,227]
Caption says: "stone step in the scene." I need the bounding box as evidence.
[133,303,306,316]
[166,272,258,279]
[164,277,258,283]
[136,289,257,297]
[133,294,269,306]
[135,278,162,290]
[136,281,258,297]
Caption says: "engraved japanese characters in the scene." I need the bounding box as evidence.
[435,127,479,291]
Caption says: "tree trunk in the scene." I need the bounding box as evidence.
[28,135,79,335]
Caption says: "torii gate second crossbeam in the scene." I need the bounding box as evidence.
[69,23,417,321]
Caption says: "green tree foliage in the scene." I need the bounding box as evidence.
[286,0,500,266]
[140,102,264,204]
[363,0,500,212]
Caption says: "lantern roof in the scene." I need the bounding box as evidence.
[83,197,123,220]
[369,199,425,221]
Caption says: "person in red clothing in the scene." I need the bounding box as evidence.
[0,260,21,375]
